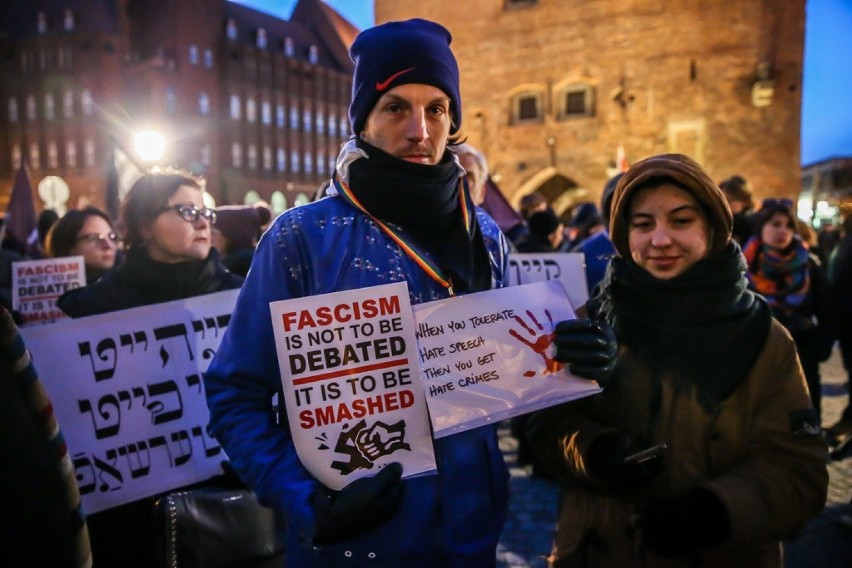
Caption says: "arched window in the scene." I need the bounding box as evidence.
[226,19,238,41]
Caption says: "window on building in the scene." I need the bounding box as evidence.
[204,48,213,68]
[261,100,271,125]
[290,106,299,129]
[511,91,543,123]
[290,150,300,173]
[198,92,210,115]
[284,37,294,57]
[230,94,241,120]
[246,98,256,122]
[37,12,47,34]
[8,98,18,123]
[11,144,21,170]
[263,146,272,170]
[304,152,313,174]
[166,88,176,113]
[340,115,349,137]
[84,139,95,166]
[81,90,93,115]
[226,19,238,41]
[271,191,287,214]
[26,95,36,121]
[248,145,258,169]
[189,45,199,65]
[276,104,285,128]
[63,9,75,31]
[30,143,40,169]
[201,143,211,166]
[317,153,325,175]
[558,84,595,119]
[232,142,242,167]
[505,0,539,8]
[316,113,325,134]
[40,49,52,70]
[257,28,267,49]
[44,93,55,120]
[308,45,319,64]
[66,140,77,167]
[63,91,73,117]
[328,114,337,137]
[303,110,312,132]
[277,148,285,172]
[47,141,58,168]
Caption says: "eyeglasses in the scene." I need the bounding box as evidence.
[160,204,217,224]
[75,232,118,246]
[761,198,794,210]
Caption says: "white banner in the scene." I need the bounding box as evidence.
[507,252,589,310]
[270,282,436,491]
[20,290,239,514]
[412,280,601,438]
[12,256,86,325]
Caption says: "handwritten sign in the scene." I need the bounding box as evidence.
[12,256,86,325]
[507,252,589,310]
[20,290,239,514]
[412,280,601,438]
[270,282,436,491]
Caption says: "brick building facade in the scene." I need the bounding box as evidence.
[0,0,356,214]
[376,0,806,213]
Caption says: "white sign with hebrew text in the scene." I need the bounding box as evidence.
[21,290,239,514]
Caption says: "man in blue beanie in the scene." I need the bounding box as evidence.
[205,18,527,567]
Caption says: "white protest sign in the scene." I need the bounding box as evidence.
[12,256,86,325]
[507,252,589,310]
[270,282,436,491]
[21,290,239,514]
[412,280,601,438]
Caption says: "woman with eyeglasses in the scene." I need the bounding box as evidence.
[58,171,242,319]
[45,206,117,284]
[743,198,834,423]
[56,171,243,567]
[525,155,827,566]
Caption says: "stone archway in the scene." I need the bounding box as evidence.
[515,168,584,216]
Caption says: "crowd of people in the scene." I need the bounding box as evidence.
[2,16,851,568]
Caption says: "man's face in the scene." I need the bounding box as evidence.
[361,83,452,165]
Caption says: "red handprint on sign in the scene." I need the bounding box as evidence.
[508,309,565,377]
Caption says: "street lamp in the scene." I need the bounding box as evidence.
[133,130,165,163]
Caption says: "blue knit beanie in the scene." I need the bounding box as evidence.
[348,18,461,136]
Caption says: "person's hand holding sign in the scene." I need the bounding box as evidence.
[552,319,617,387]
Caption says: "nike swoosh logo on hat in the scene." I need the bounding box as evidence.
[375,67,416,91]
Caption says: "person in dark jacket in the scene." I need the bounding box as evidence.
[743,199,834,421]
[56,170,242,567]
[825,215,852,445]
[526,154,827,566]
[516,208,565,252]
[58,170,242,317]
[210,203,272,277]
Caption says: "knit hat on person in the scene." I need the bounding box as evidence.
[609,153,733,258]
[567,202,603,230]
[214,204,272,250]
[527,208,562,238]
[348,18,461,136]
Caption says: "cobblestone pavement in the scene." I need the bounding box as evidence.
[496,347,852,567]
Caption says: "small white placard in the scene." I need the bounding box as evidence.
[12,256,86,325]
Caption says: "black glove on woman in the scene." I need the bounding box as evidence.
[638,488,730,558]
[553,319,618,386]
[311,462,404,545]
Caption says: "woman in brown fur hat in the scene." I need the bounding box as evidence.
[527,154,828,566]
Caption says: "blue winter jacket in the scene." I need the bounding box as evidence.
[205,194,511,567]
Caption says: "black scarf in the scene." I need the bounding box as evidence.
[346,140,491,293]
[596,242,771,411]
[117,247,222,304]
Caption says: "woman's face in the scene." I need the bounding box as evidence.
[69,215,116,275]
[628,183,710,279]
[142,185,212,263]
[761,212,795,251]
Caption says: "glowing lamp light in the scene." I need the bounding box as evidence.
[134,130,165,163]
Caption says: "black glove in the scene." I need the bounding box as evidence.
[586,432,664,487]
[553,319,617,386]
[311,462,404,545]
[637,488,730,558]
